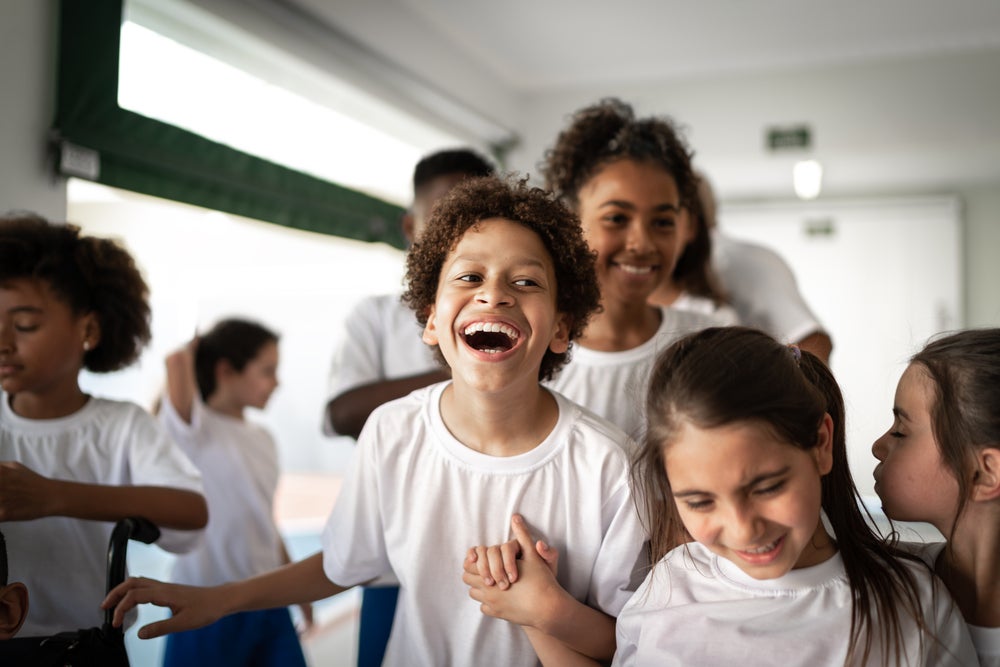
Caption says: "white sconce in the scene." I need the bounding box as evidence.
[793,159,823,200]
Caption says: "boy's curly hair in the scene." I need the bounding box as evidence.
[402,176,600,381]
[0,213,151,372]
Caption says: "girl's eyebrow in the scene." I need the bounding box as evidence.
[892,406,911,422]
[672,467,791,498]
[8,305,43,314]
[598,200,680,212]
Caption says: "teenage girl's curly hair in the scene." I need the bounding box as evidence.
[402,176,600,382]
[0,213,151,372]
[541,98,722,302]
[634,327,937,666]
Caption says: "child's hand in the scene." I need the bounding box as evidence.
[0,461,55,520]
[465,514,560,589]
[101,576,225,639]
[462,514,565,629]
[296,601,314,635]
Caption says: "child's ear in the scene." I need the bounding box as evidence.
[80,311,101,351]
[812,413,835,476]
[548,313,571,355]
[421,306,439,345]
[971,447,1000,502]
[0,582,29,640]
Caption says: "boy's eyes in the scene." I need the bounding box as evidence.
[457,274,482,283]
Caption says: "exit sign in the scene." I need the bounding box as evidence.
[766,125,812,150]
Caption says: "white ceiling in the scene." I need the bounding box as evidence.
[285,0,1000,90]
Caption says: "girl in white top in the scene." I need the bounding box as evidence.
[0,214,207,636]
[611,327,974,666]
[159,319,311,667]
[541,98,722,440]
[872,328,1000,666]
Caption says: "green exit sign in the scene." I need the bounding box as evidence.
[766,125,812,150]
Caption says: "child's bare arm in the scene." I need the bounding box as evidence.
[163,337,199,423]
[102,552,346,638]
[0,461,208,529]
[523,627,604,667]
[463,514,617,661]
[326,369,450,439]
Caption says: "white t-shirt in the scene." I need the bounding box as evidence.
[0,393,204,636]
[908,541,1000,667]
[323,293,438,436]
[321,382,646,667]
[613,541,977,667]
[545,307,720,440]
[671,292,741,326]
[160,394,283,586]
[713,230,826,344]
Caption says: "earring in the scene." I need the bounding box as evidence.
[83,341,91,351]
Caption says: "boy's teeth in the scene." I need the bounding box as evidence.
[463,322,519,339]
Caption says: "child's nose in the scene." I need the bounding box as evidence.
[726,503,764,545]
[475,280,514,307]
[871,435,887,461]
[625,220,655,254]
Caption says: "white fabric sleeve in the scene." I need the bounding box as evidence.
[321,421,392,586]
[322,298,385,435]
[743,246,824,344]
[123,404,205,553]
[589,479,648,616]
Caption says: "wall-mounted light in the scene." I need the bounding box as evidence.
[793,159,823,200]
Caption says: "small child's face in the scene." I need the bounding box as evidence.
[0,278,94,398]
[576,159,694,307]
[664,419,835,580]
[872,363,960,530]
[422,218,569,392]
[226,341,280,411]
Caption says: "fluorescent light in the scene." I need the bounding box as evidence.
[793,160,823,199]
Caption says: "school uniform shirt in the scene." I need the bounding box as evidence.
[160,394,284,586]
[321,382,646,667]
[908,541,1000,667]
[671,292,741,326]
[612,541,977,667]
[545,306,721,441]
[0,393,204,636]
[713,230,827,345]
[322,293,438,437]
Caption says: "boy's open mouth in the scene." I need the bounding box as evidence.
[462,321,520,354]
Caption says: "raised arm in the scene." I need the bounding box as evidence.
[164,337,199,424]
[102,552,346,638]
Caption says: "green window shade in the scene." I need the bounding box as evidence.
[54,0,406,248]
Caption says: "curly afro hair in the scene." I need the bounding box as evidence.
[0,213,151,373]
[402,176,600,382]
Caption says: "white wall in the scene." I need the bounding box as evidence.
[0,0,66,218]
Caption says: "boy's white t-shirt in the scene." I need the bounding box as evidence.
[160,394,283,586]
[908,541,1000,667]
[612,541,977,667]
[545,306,721,440]
[323,293,438,437]
[0,393,204,636]
[321,382,646,667]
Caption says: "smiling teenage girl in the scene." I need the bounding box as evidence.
[541,98,725,440]
[613,326,974,666]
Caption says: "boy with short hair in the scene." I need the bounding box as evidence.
[105,176,644,665]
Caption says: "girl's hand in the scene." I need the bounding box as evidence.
[464,514,559,589]
[0,461,55,520]
[462,514,565,630]
[101,576,225,639]
[296,601,314,635]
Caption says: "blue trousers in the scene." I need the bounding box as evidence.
[357,586,399,667]
[162,607,307,667]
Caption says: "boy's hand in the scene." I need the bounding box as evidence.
[101,576,225,639]
[464,514,559,589]
[0,461,55,520]
[462,514,565,630]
